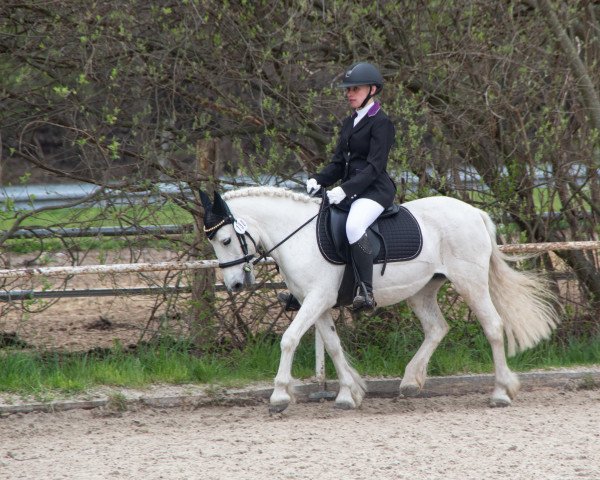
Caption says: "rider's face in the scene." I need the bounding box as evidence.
[346,85,375,109]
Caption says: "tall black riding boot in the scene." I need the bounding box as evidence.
[277,291,301,311]
[350,233,376,311]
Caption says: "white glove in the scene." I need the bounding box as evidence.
[327,186,346,204]
[306,178,321,196]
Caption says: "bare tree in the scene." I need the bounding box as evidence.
[1,0,598,342]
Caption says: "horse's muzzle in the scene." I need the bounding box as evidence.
[228,269,255,293]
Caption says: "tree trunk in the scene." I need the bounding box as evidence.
[536,0,600,306]
[537,0,600,136]
[190,138,220,351]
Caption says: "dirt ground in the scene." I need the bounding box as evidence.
[0,388,598,480]
[0,249,201,351]
[1,251,600,479]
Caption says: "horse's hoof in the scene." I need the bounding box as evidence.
[489,396,512,408]
[399,384,421,398]
[334,401,356,410]
[269,403,289,414]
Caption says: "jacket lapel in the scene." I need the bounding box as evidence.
[351,114,372,135]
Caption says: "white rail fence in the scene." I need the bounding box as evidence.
[1,240,599,386]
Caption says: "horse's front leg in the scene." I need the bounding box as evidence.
[315,312,367,410]
[270,292,329,413]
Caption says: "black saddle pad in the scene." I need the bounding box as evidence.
[316,203,423,265]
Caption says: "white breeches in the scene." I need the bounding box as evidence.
[346,198,385,244]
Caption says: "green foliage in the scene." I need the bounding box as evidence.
[1,1,599,360]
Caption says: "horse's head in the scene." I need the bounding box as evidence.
[199,189,257,292]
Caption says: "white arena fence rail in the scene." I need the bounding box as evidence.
[0,240,598,386]
[0,258,279,301]
[6,225,192,239]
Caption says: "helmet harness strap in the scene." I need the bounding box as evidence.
[358,84,377,110]
[359,84,379,109]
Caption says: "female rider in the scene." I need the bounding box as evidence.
[280,62,396,311]
[306,63,396,310]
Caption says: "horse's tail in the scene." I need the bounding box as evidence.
[480,211,560,356]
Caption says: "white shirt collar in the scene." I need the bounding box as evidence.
[353,101,374,127]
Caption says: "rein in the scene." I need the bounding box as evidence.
[251,204,329,266]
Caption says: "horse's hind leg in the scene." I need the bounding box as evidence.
[315,312,366,410]
[401,277,449,397]
[452,276,520,407]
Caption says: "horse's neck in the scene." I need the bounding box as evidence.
[230,195,319,255]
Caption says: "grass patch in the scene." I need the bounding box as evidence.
[0,337,319,398]
[345,319,600,378]
[1,329,599,398]
[0,203,192,230]
[1,202,194,254]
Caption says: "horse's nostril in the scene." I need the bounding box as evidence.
[232,282,243,292]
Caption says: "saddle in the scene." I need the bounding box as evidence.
[316,201,423,306]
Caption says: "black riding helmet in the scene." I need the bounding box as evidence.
[338,62,384,108]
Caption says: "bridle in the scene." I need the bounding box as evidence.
[203,213,257,273]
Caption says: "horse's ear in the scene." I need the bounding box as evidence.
[199,189,212,210]
[200,190,229,239]
[212,190,229,218]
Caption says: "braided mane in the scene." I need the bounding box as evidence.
[222,186,320,205]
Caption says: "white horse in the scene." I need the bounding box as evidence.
[199,186,559,412]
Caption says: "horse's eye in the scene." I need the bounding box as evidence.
[223,238,231,246]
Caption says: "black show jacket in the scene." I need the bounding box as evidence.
[313,103,396,208]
